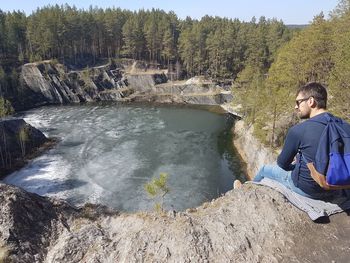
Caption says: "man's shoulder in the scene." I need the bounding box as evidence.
[287,117,325,138]
[310,112,350,130]
[292,113,329,130]
[288,113,350,139]
[289,121,308,134]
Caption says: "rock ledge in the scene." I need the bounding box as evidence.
[0,182,349,262]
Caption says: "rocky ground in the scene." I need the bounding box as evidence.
[0,182,349,263]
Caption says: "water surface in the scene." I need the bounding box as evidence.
[4,103,246,211]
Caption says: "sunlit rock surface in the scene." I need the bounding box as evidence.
[233,120,276,179]
[13,60,232,111]
[0,182,349,262]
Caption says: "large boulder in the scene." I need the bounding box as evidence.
[0,183,78,262]
[0,119,49,177]
[0,182,348,262]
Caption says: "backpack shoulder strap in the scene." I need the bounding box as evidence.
[301,153,329,188]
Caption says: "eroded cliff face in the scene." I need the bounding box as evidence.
[14,62,128,110]
[12,61,232,111]
[0,182,349,263]
[0,119,51,177]
[135,81,233,105]
[233,120,277,180]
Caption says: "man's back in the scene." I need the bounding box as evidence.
[277,112,329,195]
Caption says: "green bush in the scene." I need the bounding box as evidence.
[144,173,170,212]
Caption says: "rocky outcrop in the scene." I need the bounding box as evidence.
[233,120,277,179]
[13,62,128,110]
[0,182,349,262]
[12,61,232,111]
[0,119,51,177]
[0,183,78,262]
[130,80,233,105]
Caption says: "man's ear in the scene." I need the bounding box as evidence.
[309,97,317,108]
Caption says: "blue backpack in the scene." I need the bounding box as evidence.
[305,113,350,190]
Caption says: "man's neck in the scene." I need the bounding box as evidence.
[309,108,327,118]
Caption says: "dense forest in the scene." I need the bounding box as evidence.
[0,5,291,74]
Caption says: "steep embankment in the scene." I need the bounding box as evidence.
[14,61,127,110]
[0,119,52,177]
[11,61,232,111]
[233,120,277,179]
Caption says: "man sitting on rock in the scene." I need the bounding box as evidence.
[244,82,349,199]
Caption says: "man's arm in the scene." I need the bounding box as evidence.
[277,127,301,171]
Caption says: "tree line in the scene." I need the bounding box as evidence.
[0,5,292,76]
[234,0,350,147]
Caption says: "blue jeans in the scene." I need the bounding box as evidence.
[253,165,314,198]
[253,165,347,199]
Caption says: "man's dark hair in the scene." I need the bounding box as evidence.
[297,82,327,109]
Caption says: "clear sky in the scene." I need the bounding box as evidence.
[0,0,340,24]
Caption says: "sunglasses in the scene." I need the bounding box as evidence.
[295,97,310,107]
